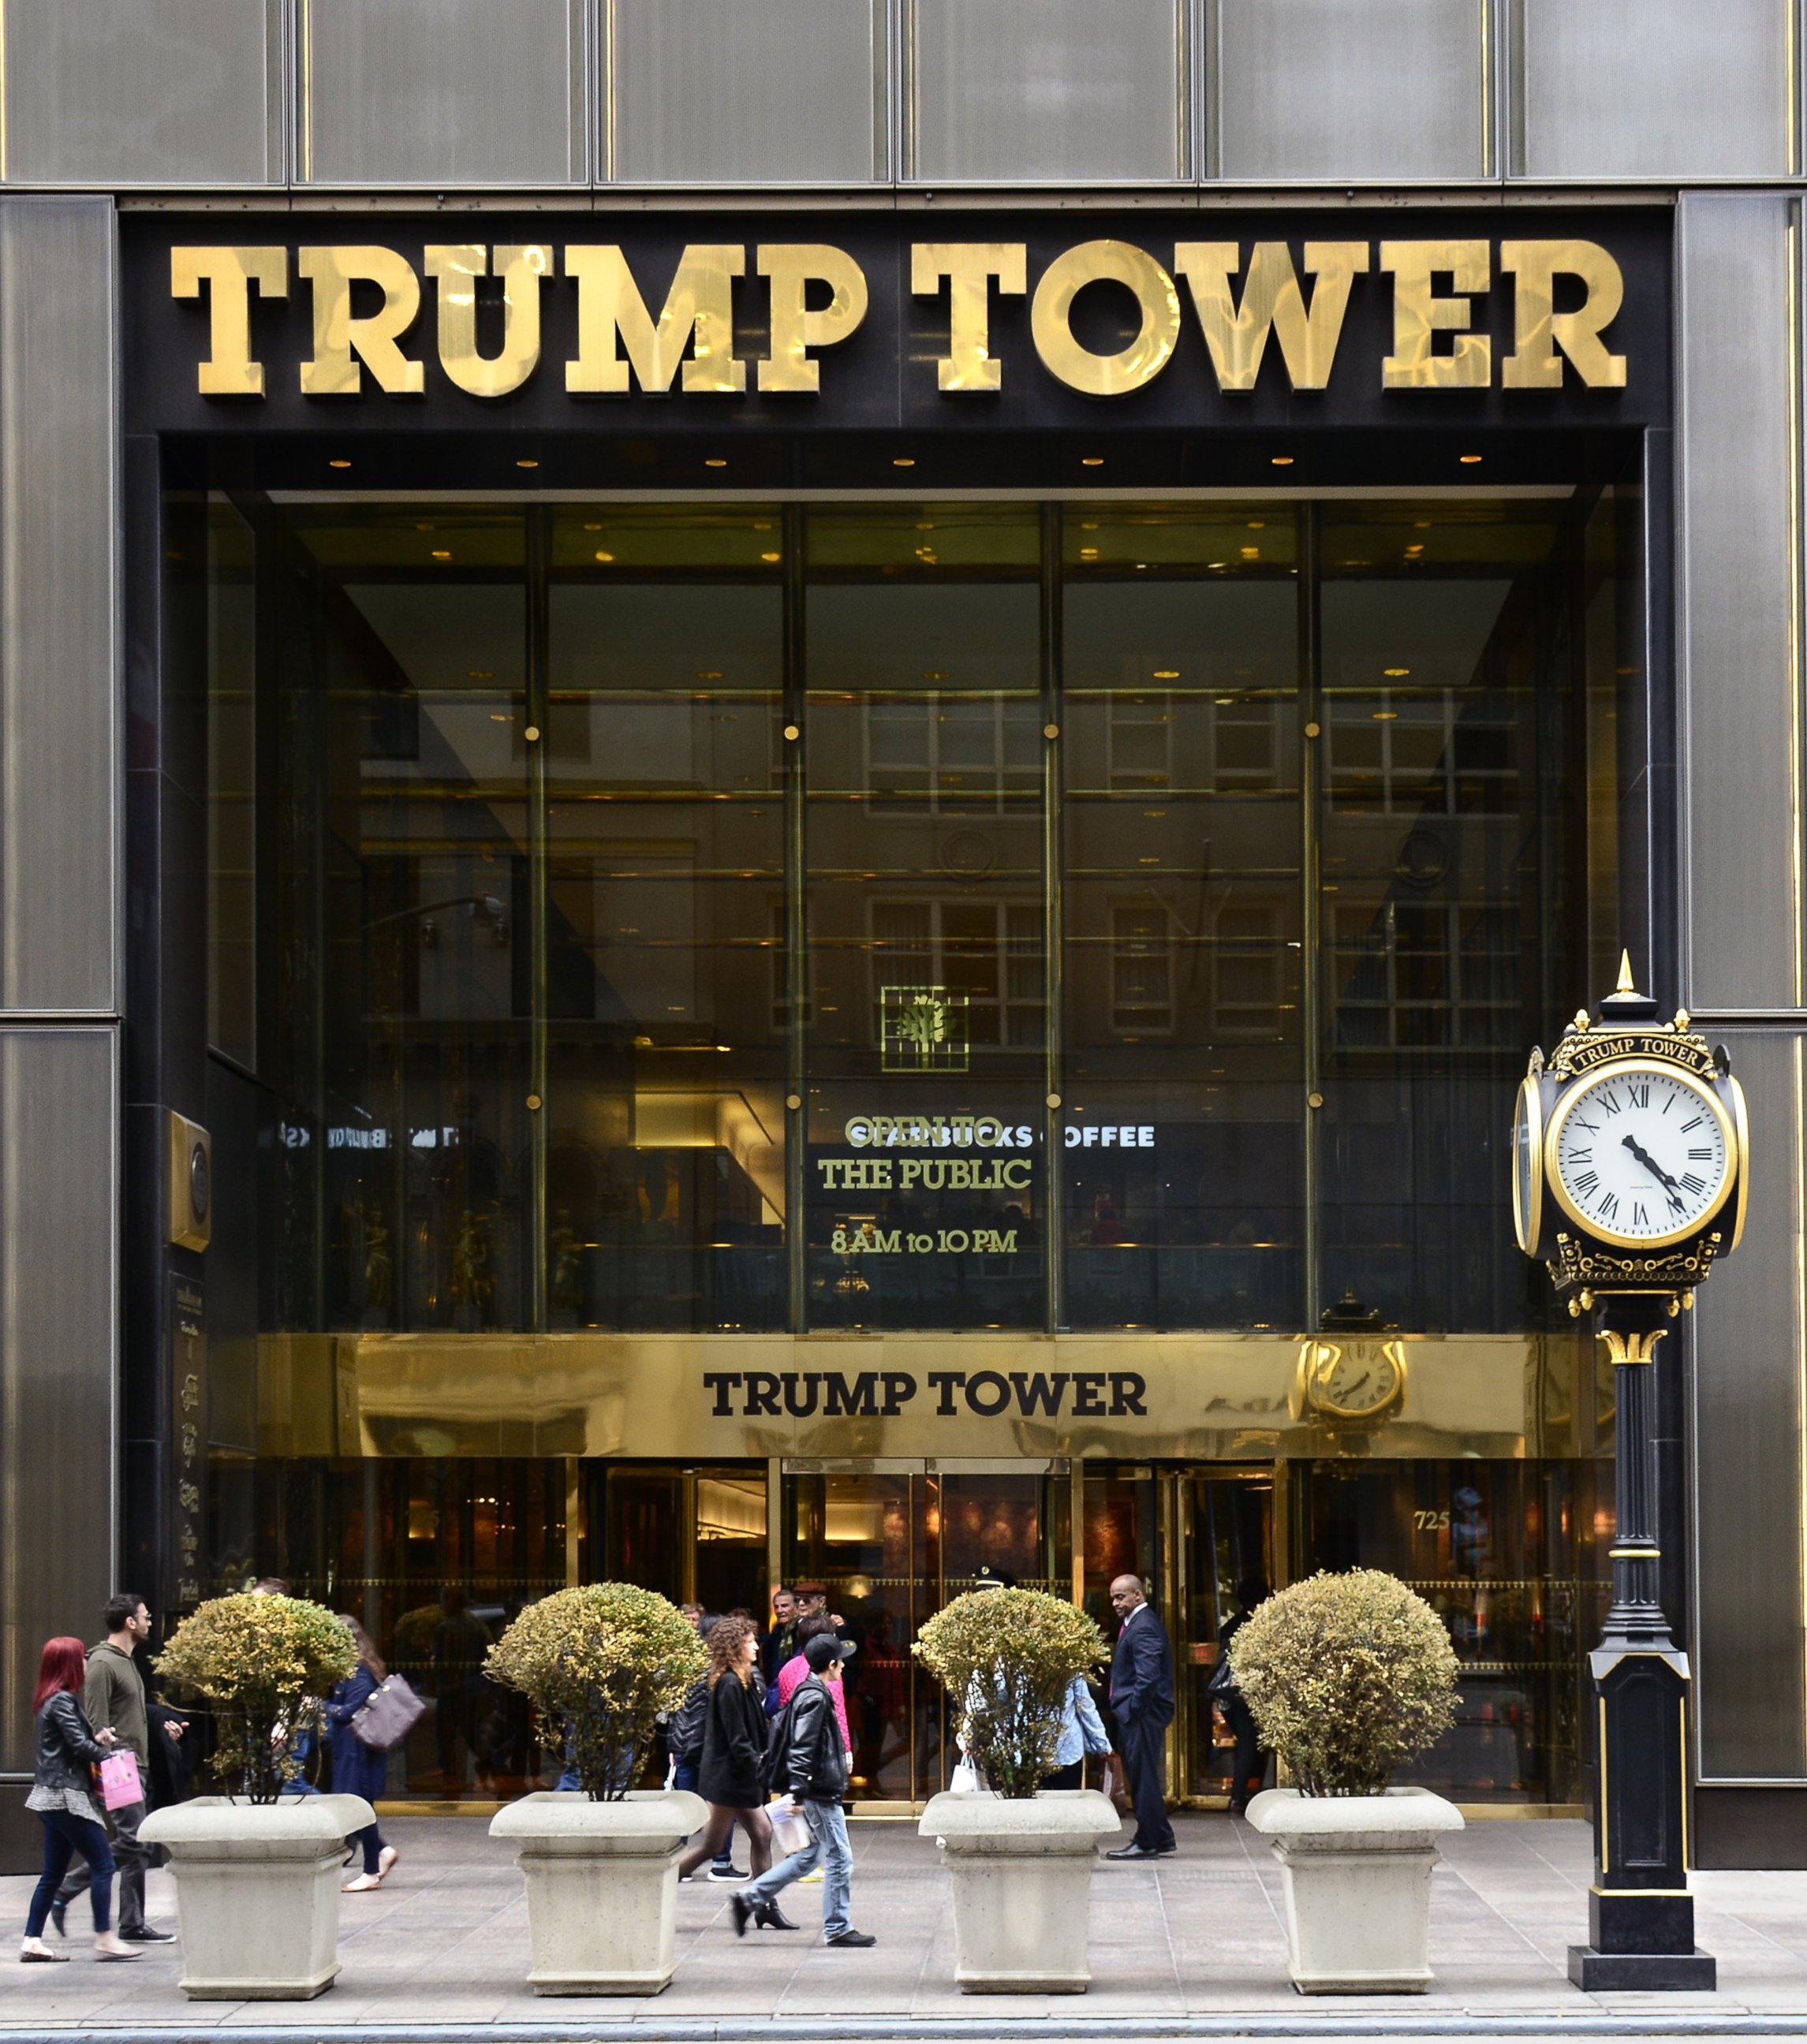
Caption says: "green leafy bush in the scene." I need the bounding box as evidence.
[486,1583,707,1800]
[155,1595,357,1804]
[914,1589,1106,1798]
[1229,1569,1459,1796]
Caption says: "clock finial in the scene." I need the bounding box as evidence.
[1617,949,1637,997]
[1601,949,1660,1024]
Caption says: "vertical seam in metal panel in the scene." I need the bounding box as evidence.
[901,0,917,184]
[527,509,548,1333]
[0,3,12,185]
[1794,1031,1807,1770]
[569,0,588,185]
[270,0,289,185]
[875,0,892,184]
[602,0,616,184]
[1791,0,1802,177]
[784,504,806,1333]
[1789,201,1804,1006]
[1478,0,1495,181]
[106,200,123,1031]
[297,0,313,184]
[1300,501,1321,1333]
[1174,0,1190,182]
[1503,0,1525,181]
[1674,203,1692,1008]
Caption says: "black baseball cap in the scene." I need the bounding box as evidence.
[805,1633,856,1671]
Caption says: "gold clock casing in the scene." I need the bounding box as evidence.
[1730,1069,1751,1254]
[1291,1334,1408,1424]
[1512,1073,1544,1256]
[1541,1056,1735,1251]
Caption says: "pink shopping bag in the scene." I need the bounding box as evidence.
[98,1749,142,1811]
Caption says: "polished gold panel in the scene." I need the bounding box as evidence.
[565,244,746,397]
[170,246,287,398]
[1174,241,1368,393]
[1029,241,1182,398]
[255,1330,1577,1464]
[297,246,425,397]
[1380,239,1492,390]
[423,243,553,400]
[909,242,1028,394]
[1500,240,1628,391]
[756,244,868,395]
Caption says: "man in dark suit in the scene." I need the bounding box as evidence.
[1104,1572,1177,1859]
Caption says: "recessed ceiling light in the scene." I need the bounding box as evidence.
[516,458,539,470]
[1460,453,1483,464]
[594,550,614,562]
[696,670,723,681]
[1079,547,1100,559]
[431,550,451,561]
[922,670,950,681]
[328,458,351,470]
[467,668,495,680]
[1241,546,1260,559]
[1373,710,1398,722]
[705,457,728,469]
[1271,456,1294,467]
[1405,543,1424,555]
[1152,670,1180,680]
[893,457,916,468]
[416,522,435,532]
[760,550,781,562]
[1383,666,1410,677]
[583,522,602,531]
[1247,520,1265,530]
[1081,456,1104,468]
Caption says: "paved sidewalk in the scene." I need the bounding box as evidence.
[5,1811,1807,2037]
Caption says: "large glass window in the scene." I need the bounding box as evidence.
[207,492,1622,1342]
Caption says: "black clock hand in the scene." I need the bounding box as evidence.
[1621,1133,1686,1214]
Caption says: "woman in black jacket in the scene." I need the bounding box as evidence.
[675,1617,778,1896]
[21,1636,136,1964]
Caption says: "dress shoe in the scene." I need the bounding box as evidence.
[825,1928,876,1947]
[1106,1843,1158,1859]
[119,1927,175,1943]
[756,1902,799,1930]
[730,1893,753,1938]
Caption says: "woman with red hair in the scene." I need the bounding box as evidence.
[20,1637,136,1964]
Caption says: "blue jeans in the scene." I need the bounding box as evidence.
[28,1809,114,1937]
[737,1799,852,1941]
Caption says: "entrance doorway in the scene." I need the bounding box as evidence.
[782,1460,1071,1804]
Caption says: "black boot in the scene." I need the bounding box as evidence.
[756,1902,799,1930]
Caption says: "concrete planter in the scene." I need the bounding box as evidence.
[1245,1785,1465,1993]
[489,1788,706,1995]
[919,1788,1120,1993]
[137,1793,376,2000]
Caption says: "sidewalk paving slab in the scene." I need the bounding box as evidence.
[4,1812,1807,2037]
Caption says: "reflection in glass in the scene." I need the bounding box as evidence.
[1063,510,1303,1330]
[805,509,1046,1328]
[546,514,786,1330]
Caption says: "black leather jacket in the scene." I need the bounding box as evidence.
[780,1677,848,1803]
[35,1691,108,1794]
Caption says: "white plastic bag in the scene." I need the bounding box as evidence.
[767,1796,813,1856]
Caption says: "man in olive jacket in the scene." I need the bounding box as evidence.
[51,1594,177,1942]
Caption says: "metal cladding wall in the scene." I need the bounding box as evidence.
[0,0,1801,1864]
[0,196,120,1867]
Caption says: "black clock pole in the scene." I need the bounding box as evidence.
[1567,1288,1713,1990]
[1562,965,1714,1990]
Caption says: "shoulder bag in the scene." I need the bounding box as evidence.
[353,1673,427,1752]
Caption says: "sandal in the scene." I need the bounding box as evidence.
[341,1872,383,1893]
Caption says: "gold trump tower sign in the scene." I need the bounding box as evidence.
[170,237,1629,403]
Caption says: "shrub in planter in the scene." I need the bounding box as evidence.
[914,1587,1106,1795]
[914,1589,1118,1994]
[1229,1568,1459,1795]
[144,1595,369,2000]
[485,1585,710,1995]
[1229,1569,1464,1994]
[486,1582,707,1796]
[156,1593,357,1801]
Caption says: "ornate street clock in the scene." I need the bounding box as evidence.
[1513,956,1747,1310]
[1514,954,1749,1995]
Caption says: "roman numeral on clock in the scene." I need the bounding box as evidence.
[1680,1172,1705,1194]
[1687,1147,1712,1161]
[1597,1192,1619,1220]
[1573,1170,1599,1197]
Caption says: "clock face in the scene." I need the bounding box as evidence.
[1511,1078,1543,1254]
[1546,1061,1734,1248]
[1312,1341,1405,1420]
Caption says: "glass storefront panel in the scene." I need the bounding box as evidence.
[1316,502,1593,1332]
[545,508,786,1330]
[1063,509,1304,1330]
[271,508,533,1334]
[804,507,1047,1329]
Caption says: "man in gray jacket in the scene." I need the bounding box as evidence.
[51,1594,178,1943]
